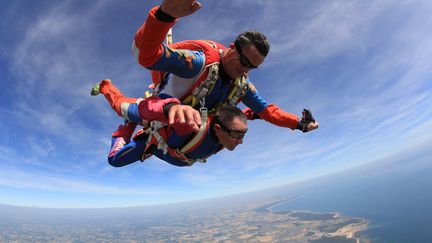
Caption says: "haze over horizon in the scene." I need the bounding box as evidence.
[1,0,431,208]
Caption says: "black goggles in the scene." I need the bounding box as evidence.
[216,119,247,140]
[234,37,258,69]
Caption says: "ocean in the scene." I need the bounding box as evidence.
[271,144,432,243]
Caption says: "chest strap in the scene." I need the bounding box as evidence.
[182,66,249,112]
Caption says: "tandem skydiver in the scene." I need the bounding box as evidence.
[99,0,319,133]
[100,88,248,167]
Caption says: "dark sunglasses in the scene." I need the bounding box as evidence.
[234,38,258,69]
[217,120,247,140]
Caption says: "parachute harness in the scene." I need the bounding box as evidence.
[138,98,210,166]
[182,63,219,108]
[182,65,249,112]
[137,29,248,164]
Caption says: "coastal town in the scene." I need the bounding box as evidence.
[0,198,370,242]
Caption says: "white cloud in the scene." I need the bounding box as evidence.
[0,158,181,196]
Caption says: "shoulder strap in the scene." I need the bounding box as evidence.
[180,109,211,154]
[182,63,219,107]
[227,74,249,106]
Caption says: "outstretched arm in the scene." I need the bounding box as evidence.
[133,6,177,68]
[132,2,204,79]
[241,83,319,132]
[243,105,319,132]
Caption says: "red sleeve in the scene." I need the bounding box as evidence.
[134,6,178,67]
[138,96,180,123]
[258,104,299,130]
[137,97,195,136]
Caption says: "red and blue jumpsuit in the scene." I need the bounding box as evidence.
[129,6,300,130]
[102,5,303,167]
[107,94,223,167]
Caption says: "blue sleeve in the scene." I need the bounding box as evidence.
[148,46,205,79]
[242,84,269,113]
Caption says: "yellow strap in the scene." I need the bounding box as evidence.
[227,74,247,103]
[227,79,240,100]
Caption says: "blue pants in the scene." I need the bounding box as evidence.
[108,134,149,167]
[107,127,190,167]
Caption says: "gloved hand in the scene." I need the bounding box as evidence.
[242,107,262,120]
[296,109,319,133]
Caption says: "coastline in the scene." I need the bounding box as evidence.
[255,198,371,243]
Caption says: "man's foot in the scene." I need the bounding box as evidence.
[90,79,111,96]
[90,83,100,96]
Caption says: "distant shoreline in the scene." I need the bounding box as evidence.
[254,197,370,243]
[254,195,303,213]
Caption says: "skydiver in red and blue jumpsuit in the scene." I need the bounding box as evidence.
[127,0,319,133]
[105,98,248,167]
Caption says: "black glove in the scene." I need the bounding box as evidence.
[296,109,315,133]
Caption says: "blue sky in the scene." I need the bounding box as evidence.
[0,0,431,208]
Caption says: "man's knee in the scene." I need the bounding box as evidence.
[107,152,139,167]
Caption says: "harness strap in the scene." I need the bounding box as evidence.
[146,121,169,154]
[180,105,209,154]
[147,47,248,111]
[183,64,219,108]
[140,106,210,166]
[182,66,249,112]
[227,74,249,106]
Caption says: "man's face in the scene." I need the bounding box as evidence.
[221,42,265,79]
[214,117,248,151]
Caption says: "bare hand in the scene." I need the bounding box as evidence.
[161,0,202,18]
[306,121,319,132]
[168,105,202,133]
